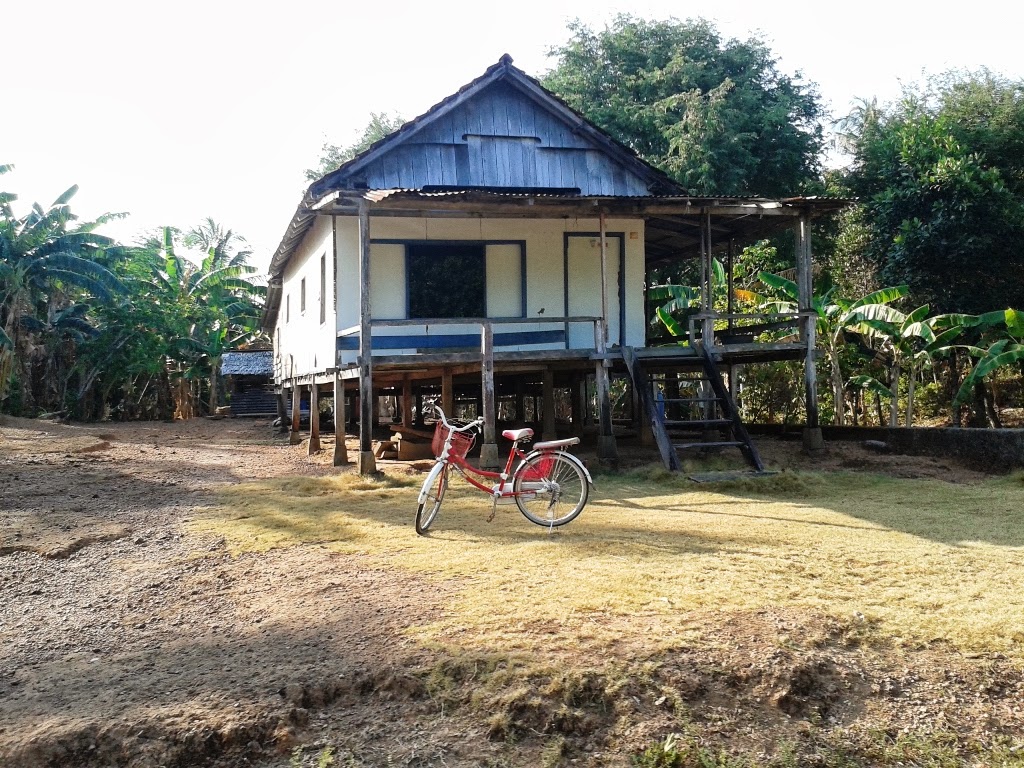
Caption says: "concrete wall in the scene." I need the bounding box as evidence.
[749,424,1024,472]
[822,426,1024,472]
[274,215,336,380]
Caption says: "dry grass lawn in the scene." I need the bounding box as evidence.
[195,467,1024,655]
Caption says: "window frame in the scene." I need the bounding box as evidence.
[371,239,527,320]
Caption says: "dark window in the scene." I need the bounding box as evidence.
[286,294,290,322]
[300,278,306,313]
[407,244,486,319]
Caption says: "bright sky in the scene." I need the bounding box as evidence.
[5,0,1022,272]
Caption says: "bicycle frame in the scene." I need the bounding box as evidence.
[439,433,534,498]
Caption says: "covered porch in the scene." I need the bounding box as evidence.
[282,189,846,473]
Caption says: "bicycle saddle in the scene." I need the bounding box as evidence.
[502,428,534,442]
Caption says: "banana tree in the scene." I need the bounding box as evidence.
[648,282,702,340]
[649,258,763,341]
[149,225,265,416]
[756,272,909,425]
[846,305,966,427]
[0,177,124,410]
[953,309,1024,416]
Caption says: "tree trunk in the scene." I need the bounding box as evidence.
[875,392,884,426]
[208,358,220,414]
[889,361,901,427]
[970,382,989,427]
[984,382,1002,428]
[828,345,845,426]
[949,350,963,428]
[905,366,916,428]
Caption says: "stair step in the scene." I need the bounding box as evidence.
[655,397,723,404]
[673,441,744,450]
[664,418,733,428]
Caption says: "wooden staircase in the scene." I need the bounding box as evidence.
[622,345,764,472]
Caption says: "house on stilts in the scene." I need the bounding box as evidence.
[262,54,846,474]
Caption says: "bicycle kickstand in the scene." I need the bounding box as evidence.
[487,497,498,523]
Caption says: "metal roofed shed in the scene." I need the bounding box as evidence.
[222,351,276,417]
[222,351,274,376]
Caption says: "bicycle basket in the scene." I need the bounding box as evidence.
[432,421,475,459]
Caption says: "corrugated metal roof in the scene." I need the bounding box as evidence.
[222,350,273,376]
[361,188,852,206]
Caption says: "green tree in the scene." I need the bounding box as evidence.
[841,71,1024,315]
[0,171,124,412]
[150,226,265,416]
[543,16,825,195]
[954,309,1024,417]
[70,224,264,421]
[304,112,405,182]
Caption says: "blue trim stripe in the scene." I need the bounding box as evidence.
[338,329,565,351]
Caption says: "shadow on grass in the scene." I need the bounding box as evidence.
[203,470,798,561]
[202,466,1024,556]
[598,464,1024,548]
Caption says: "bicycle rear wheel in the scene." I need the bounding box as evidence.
[416,463,448,535]
[513,452,588,527]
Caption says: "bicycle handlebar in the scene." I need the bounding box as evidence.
[432,406,484,433]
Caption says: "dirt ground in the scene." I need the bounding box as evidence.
[1,416,1021,767]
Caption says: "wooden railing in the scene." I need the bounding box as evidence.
[336,316,603,356]
[686,311,816,349]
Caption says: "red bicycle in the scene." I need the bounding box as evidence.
[415,407,593,535]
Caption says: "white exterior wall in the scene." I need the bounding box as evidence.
[274,215,337,380]
[329,216,645,365]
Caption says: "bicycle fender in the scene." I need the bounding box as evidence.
[417,462,445,505]
[519,450,594,486]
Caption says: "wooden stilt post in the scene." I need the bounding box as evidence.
[664,373,680,422]
[308,383,321,454]
[727,238,735,332]
[599,212,611,350]
[633,371,654,447]
[594,319,618,464]
[797,211,823,452]
[401,375,413,429]
[289,383,301,445]
[441,367,453,418]
[570,373,585,438]
[357,199,376,474]
[541,367,556,441]
[276,391,288,433]
[701,211,716,426]
[333,371,348,466]
[479,322,499,469]
[515,376,525,423]
[728,364,742,418]
[596,214,618,463]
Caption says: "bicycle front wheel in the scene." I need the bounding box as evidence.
[416,463,448,535]
[513,452,589,528]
